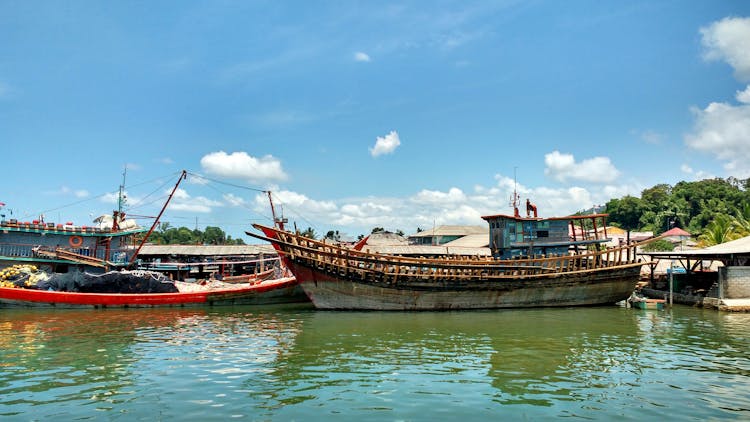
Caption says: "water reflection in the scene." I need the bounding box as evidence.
[260,307,750,420]
[1,306,748,420]
[0,306,307,419]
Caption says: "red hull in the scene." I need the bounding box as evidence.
[0,276,305,308]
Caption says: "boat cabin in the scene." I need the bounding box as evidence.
[481,212,611,259]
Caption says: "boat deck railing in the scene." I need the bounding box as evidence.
[262,226,647,282]
[0,243,131,265]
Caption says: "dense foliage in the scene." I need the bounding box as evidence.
[144,223,246,245]
[605,177,750,246]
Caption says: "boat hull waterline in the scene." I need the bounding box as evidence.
[250,224,648,311]
[286,262,641,310]
[0,276,302,308]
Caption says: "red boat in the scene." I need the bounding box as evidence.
[0,276,304,308]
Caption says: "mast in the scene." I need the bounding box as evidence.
[266,191,286,230]
[509,167,520,218]
[128,170,187,266]
[113,167,127,231]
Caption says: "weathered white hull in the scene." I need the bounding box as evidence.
[291,262,641,310]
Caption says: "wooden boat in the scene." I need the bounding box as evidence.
[0,274,303,308]
[247,206,652,310]
[0,173,307,308]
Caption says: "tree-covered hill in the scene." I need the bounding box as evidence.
[605,177,750,246]
[140,223,246,245]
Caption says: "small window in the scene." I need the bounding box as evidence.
[537,230,549,238]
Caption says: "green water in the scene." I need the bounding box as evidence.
[1,304,748,420]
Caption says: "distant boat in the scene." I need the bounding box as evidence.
[248,204,652,311]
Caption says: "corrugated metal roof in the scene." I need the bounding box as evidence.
[139,244,277,256]
[362,245,491,256]
[696,235,750,254]
[442,233,489,248]
[642,234,750,258]
[408,225,487,238]
[365,232,409,246]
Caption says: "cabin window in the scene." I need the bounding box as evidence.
[537,230,549,238]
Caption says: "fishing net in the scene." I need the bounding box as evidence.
[36,270,178,293]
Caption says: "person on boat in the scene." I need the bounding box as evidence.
[526,199,538,218]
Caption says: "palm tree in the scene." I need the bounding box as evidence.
[697,215,739,247]
[731,203,750,237]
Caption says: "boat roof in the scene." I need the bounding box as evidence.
[408,225,487,238]
[481,213,610,222]
[359,244,491,256]
[0,223,146,237]
[442,233,489,248]
[138,244,276,256]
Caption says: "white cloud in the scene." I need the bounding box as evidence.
[543,151,620,183]
[685,100,750,177]
[45,186,90,198]
[632,129,664,144]
[253,189,337,219]
[412,187,467,205]
[187,174,209,185]
[701,16,750,81]
[369,130,401,157]
[244,172,646,238]
[685,16,750,177]
[680,163,716,180]
[200,151,288,183]
[223,193,246,207]
[169,188,222,213]
[737,85,750,104]
[354,51,371,62]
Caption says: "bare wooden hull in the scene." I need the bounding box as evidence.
[289,261,641,310]
[248,224,648,311]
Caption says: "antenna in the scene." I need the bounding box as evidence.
[118,167,127,216]
[509,167,520,217]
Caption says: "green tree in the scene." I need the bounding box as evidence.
[606,195,645,241]
[731,202,750,237]
[299,227,317,239]
[203,226,226,245]
[641,239,675,252]
[698,215,738,247]
[325,230,341,241]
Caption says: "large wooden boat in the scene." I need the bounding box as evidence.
[248,207,652,310]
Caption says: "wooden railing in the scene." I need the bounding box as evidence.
[256,225,647,283]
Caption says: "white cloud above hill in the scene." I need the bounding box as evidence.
[686,16,750,178]
[701,16,750,81]
[200,151,288,183]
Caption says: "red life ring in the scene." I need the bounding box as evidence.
[69,236,83,248]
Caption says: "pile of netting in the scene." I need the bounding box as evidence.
[1,265,178,293]
[0,265,49,289]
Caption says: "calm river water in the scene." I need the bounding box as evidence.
[1,304,748,421]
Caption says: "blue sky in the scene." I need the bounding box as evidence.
[2,1,750,241]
